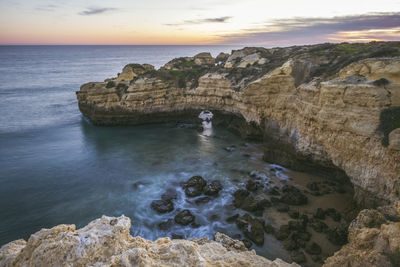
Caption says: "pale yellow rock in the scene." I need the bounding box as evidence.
[339,58,400,83]
[0,216,298,267]
[116,64,154,82]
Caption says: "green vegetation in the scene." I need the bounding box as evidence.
[128,63,145,69]
[378,107,400,146]
[106,81,116,88]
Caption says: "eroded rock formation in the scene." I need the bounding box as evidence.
[0,215,298,267]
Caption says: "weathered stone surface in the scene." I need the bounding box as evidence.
[389,128,400,150]
[194,52,215,66]
[324,210,400,267]
[0,215,299,267]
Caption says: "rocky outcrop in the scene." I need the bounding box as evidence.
[0,215,298,267]
[324,208,400,267]
[77,43,400,208]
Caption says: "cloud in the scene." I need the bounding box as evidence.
[165,16,232,26]
[35,4,60,11]
[219,12,400,45]
[79,7,117,16]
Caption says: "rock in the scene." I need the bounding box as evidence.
[241,239,252,249]
[226,214,240,223]
[158,219,174,230]
[305,242,322,255]
[290,250,306,264]
[283,238,298,251]
[236,214,265,246]
[309,219,328,233]
[174,210,195,226]
[263,223,275,234]
[194,52,215,66]
[1,215,299,266]
[116,63,154,81]
[216,52,230,63]
[267,186,281,196]
[194,196,212,205]
[204,181,223,196]
[348,209,387,232]
[280,185,308,205]
[233,189,250,208]
[171,233,184,239]
[326,208,341,222]
[327,226,348,246]
[151,199,174,213]
[161,188,178,201]
[275,225,290,240]
[184,176,206,197]
[246,180,258,191]
[288,220,306,232]
[389,128,400,150]
[314,208,326,220]
[288,210,299,219]
[276,204,290,212]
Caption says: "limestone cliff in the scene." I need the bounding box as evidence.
[76,42,400,208]
[0,215,298,267]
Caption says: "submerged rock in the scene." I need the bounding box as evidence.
[236,214,265,246]
[204,181,223,196]
[280,185,308,205]
[184,176,206,197]
[151,199,174,213]
[174,210,195,226]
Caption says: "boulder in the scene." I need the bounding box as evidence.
[194,52,215,66]
[174,210,195,226]
[280,185,308,205]
[151,199,174,213]
[236,214,265,246]
[204,181,223,196]
[184,176,206,197]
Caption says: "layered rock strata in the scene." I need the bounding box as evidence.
[76,44,400,208]
[0,215,298,267]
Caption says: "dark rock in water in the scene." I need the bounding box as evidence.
[233,189,250,207]
[151,199,174,213]
[314,208,326,220]
[267,186,281,196]
[289,210,299,219]
[276,204,290,212]
[280,185,308,205]
[249,170,268,180]
[132,181,150,189]
[161,188,178,201]
[191,222,200,228]
[305,242,322,255]
[283,238,298,251]
[226,214,240,223]
[241,196,259,211]
[275,225,290,240]
[326,208,342,222]
[174,210,195,225]
[291,250,306,263]
[327,226,348,246]
[236,214,264,246]
[225,145,236,152]
[184,176,206,197]
[171,233,184,239]
[204,181,223,196]
[241,239,252,248]
[288,220,306,232]
[194,196,212,205]
[258,199,271,208]
[263,223,275,234]
[158,219,174,230]
[246,179,258,191]
[311,255,323,264]
[309,219,328,233]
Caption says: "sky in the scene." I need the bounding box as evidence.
[0,0,399,45]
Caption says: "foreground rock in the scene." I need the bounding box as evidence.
[324,209,400,267]
[0,215,298,267]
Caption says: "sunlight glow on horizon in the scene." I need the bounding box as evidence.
[0,0,399,45]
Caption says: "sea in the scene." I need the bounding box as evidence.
[0,46,353,263]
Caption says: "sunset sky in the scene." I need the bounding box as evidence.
[0,0,399,45]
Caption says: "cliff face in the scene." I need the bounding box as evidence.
[0,215,298,267]
[76,43,400,208]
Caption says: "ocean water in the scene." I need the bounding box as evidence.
[0,46,353,263]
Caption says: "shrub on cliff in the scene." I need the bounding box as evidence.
[378,107,400,146]
[106,81,116,88]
